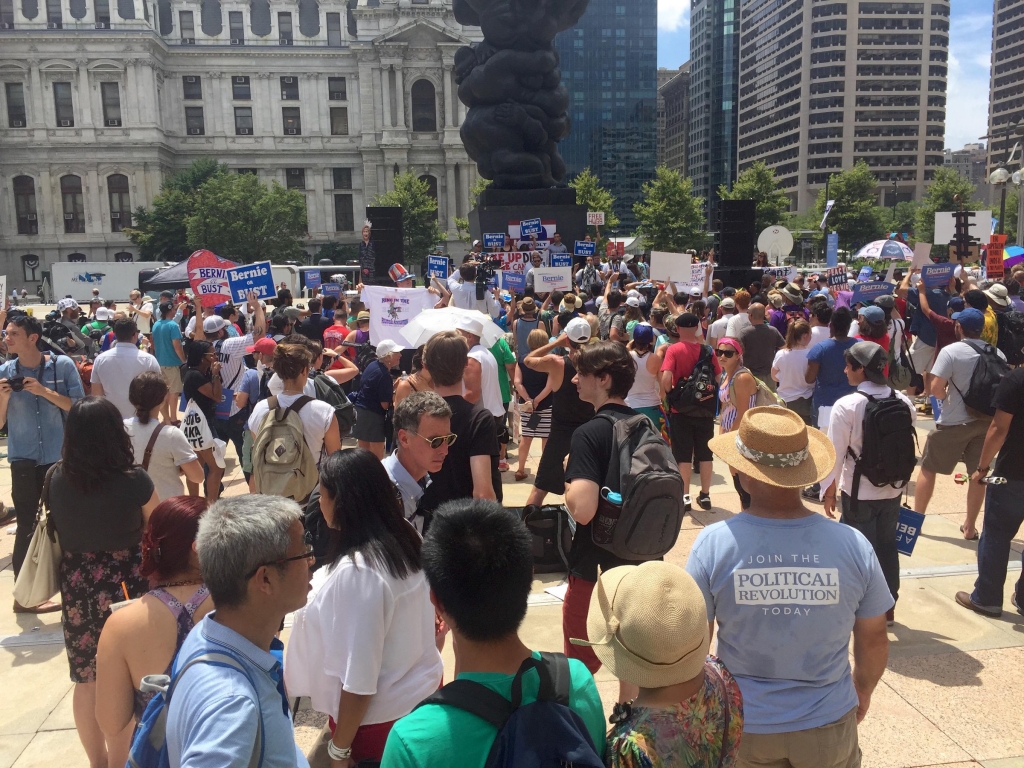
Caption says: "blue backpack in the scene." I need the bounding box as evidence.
[414,652,603,768]
[127,650,264,768]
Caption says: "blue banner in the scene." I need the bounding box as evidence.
[896,505,925,556]
[849,282,895,306]
[226,261,277,302]
[520,218,543,237]
[320,282,342,298]
[500,271,525,293]
[857,266,874,282]
[427,255,449,280]
[551,253,573,268]
[575,240,596,257]
[483,233,505,249]
[921,262,955,289]
[304,269,321,290]
[826,232,839,267]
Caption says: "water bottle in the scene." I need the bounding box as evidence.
[593,487,622,546]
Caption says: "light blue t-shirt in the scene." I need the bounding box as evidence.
[151,318,184,368]
[685,513,894,734]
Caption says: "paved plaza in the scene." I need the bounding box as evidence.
[0,414,1022,767]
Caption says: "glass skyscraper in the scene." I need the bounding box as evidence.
[554,0,658,232]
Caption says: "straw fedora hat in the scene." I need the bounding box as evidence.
[707,406,835,489]
[570,562,709,688]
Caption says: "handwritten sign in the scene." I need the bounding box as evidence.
[921,263,955,289]
[587,211,605,226]
[575,240,596,257]
[849,282,895,306]
[531,267,572,292]
[857,266,874,282]
[226,261,276,302]
[520,218,543,238]
[550,253,573,268]
[427,255,449,280]
[186,250,235,308]
[987,235,1007,280]
[483,233,506,249]
[896,505,926,556]
[763,266,798,283]
[826,266,846,288]
[495,250,531,274]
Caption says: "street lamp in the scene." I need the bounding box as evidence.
[990,166,1011,235]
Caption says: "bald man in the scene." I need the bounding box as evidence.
[736,302,785,391]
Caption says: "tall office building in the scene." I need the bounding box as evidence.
[658,63,690,176]
[987,0,1024,186]
[0,0,480,286]
[736,0,949,213]
[554,0,658,232]
[945,143,987,189]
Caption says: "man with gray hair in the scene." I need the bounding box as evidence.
[385,390,454,531]
[167,495,313,768]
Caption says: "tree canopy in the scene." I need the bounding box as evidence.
[570,168,620,241]
[915,166,986,246]
[814,161,884,251]
[718,161,791,236]
[633,167,706,252]
[372,173,444,264]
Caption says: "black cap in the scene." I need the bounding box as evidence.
[676,312,700,329]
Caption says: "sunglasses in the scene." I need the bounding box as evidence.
[411,431,458,449]
[246,531,315,579]
[715,348,738,359]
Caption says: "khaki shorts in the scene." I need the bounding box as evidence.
[161,365,183,394]
[908,336,934,375]
[736,706,861,768]
[921,418,991,475]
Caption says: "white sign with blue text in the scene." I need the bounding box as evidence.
[227,261,276,302]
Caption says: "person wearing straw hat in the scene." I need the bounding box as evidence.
[572,561,743,767]
[686,407,893,767]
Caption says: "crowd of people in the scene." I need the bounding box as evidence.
[1,243,1022,768]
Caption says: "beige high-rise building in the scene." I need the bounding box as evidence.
[737,0,949,213]
[987,0,1024,193]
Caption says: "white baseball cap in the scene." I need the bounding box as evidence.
[57,298,79,313]
[95,307,111,321]
[376,339,405,358]
[203,316,230,334]
[565,316,592,344]
[626,296,641,308]
[456,316,485,337]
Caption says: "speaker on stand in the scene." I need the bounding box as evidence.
[365,206,404,285]
[717,200,757,269]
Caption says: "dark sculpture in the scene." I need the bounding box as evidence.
[453,0,590,190]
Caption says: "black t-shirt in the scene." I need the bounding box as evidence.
[563,403,638,581]
[49,465,154,553]
[298,315,333,344]
[419,395,501,513]
[993,367,1024,481]
[182,368,218,425]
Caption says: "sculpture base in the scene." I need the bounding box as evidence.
[469,188,589,263]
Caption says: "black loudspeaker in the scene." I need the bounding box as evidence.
[714,267,764,291]
[366,206,404,283]
[718,200,757,269]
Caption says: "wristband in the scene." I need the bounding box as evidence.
[326,741,352,761]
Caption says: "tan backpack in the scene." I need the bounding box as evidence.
[252,396,319,501]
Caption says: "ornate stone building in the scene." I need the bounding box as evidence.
[0,0,481,288]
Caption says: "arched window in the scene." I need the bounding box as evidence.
[21,254,39,282]
[60,174,85,233]
[410,79,436,132]
[419,174,438,201]
[67,252,87,262]
[13,176,38,235]
[107,174,131,231]
[114,251,134,262]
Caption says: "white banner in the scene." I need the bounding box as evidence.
[820,199,836,231]
[360,286,437,346]
[650,251,691,282]
[531,267,572,292]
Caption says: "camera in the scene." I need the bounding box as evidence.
[7,376,24,392]
[475,257,502,301]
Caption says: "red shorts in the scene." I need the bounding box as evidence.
[562,574,601,674]
[328,718,396,763]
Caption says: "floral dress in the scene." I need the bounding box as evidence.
[606,657,743,768]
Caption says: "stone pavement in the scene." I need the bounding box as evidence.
[0,416,1022,767]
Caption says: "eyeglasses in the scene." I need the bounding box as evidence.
[245,531,315,579]
[410,431,458,449]
[715,348,738,359]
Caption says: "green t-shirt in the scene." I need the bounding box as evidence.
[489,337,517,404]
[380,651,607,768]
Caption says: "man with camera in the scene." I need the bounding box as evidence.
[0,314,85,613]
[448,262,500,318]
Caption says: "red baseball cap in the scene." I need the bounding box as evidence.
[246,337,277,355]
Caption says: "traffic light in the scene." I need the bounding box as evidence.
[950,209,979,262]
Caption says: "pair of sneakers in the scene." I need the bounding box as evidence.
[683,491,712,512]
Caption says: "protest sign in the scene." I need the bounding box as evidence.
[427,255,449,280]
[987,235,1007,280]
[304,270,321,290]
[226,261,276,303]
[520,218,543,237]
[500,270,525,292]
[649,251,691,282]
[850,282,895,306]
[934,210,991,245]
[763,266,798,283]
[550,253,572,268]
[857,266,874,282]
[826,232,839,267]
[884,264,897,284]
[910,242,934,270]
[495,250,531,273]
[320,282,342,298]
[360,286,437,345]
[187,250,235,308]
[531,267,572,292]
[826,266,846,288]
[0,276,7,308]
[587,211,605,226]
[483,233,505,249]
[896,506,926,556]
[575,240,596,257]
[921,263,955,289]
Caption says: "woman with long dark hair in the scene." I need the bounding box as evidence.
[181,340,223,500]
[95,496,211,768]
[285,449,442,764]
[47,397,159,768]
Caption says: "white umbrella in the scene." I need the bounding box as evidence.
[852,240,914,260]
[400,307,505,349]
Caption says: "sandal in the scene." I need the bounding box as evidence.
[960,524,979,541]
[13,599,61,614]
[514,469,528,481]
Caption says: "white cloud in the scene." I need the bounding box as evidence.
[659,0,690,32]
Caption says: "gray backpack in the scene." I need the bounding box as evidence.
[252,396,319,501]
[590,412,685,560]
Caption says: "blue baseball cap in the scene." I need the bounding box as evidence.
[858,305,885,324]
[633,322,655,345]
[952,307,985,333]
[947,296,965,312]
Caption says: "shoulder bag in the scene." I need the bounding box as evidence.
[12,463,62,608]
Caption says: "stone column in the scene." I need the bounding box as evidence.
[256,73,273,134]
[207,72,223,135]
[394,65,405,128]
[356,56,377,141]
[309,73,323,136]
[76,59,93,127]
[384,162,394,190]
[125,61,141,126]
[380,65,391,128]
[28,59,44,129]
[86,168,103,234]
[38,169,56,236]
[441,64,453,130]
[445,164,457,232]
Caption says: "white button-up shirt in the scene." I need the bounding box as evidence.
[382,452,429,532]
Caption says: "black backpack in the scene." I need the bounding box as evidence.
[666,344,717,417]
[848,389,917,515]
[354,343,377,373]
[415,653,603,768]
[520,505,573,574]
[952,340,1011,417]
[310,372,356,437]
[996,310,1024,365]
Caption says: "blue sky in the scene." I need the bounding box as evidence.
[657,0,993,150]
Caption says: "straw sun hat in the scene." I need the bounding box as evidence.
[707,406,835,489]
[570,561,710,688]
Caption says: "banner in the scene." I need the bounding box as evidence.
[500,270,525,292]
[320,282,342,298]
[483,233,505,249]
[531,267,572,292]
[896,505,926,556]
[857,266,874,282]
[519,218,543,237]
[849,282,895,306]
[187,250,235,308]
[575,240,596,257]
[921,263,955,289]
[360,286,437,346]
[587,211,605,226]
[304,269,321,290]
[826,266,846,288]
[427,255,449,280]
[227,261,276,303]
[494,250,532,274]
[820,199,835,231]
[987,234,1007,280]
[649,251,691,282]
[826,232,839,267]
[762,266,798,283]
[550,253,572,268]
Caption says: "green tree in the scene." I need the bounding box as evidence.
[570,168,620,243]
[454,176,493,244]
[915,166,985,245]
[315,242,359,264]
[875,199,920,240]
[372,173,444,264]
[164,159,227,195]
[633,167,706,252]
[814,161,884,251]
[185,173,308,263]
[718,161,791,236]
[1003,188,1019,245]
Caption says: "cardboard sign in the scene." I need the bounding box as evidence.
[826,232,839,267]
[763,266,798,282]
[575,240,596,257]
[896,505,926,556]
[826,266,846,288]
[226,261,276,303]
[650,251,691,282]
[303,269,321,290]
[550,253,573,268]
[427,255,449,280]
[948,244,981,263]
[910,242,934,270]
[850,282,895,306]
[187,250,236,308]
[987,235,1007,280]
[483,233,506,249]
[520,218,543,237]
[857,266,874,282]
[587,211,605,226]
[921,263,955,289]
[500,270,525,292]
[320,282,342,298]
[531,267,572,292]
